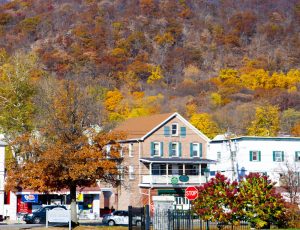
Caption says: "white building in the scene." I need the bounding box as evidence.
[208,135,300,185]
[0,140,7,219]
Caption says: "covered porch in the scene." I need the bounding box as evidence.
[139,158,216,186]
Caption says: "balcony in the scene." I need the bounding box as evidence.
[139,157,216,187]
[141,175,207,185]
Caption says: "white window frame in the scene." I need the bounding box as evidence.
[171,142,179,157]
[119,144,124,157]
[251,151,259,162]
[171,123,179,136]
[192,143,200,157]
[153,142,161,157]
[296,151,300,162]
[118,166,124,181]
[129,143,134,157]
[274,151,283,162]
[129,166,134,180]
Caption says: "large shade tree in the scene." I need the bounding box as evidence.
[6,77,125,225]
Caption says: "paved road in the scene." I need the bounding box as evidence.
[0,220,105,229]
[0,223,44,229]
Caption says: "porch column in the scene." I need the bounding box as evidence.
[199,164,202,184]
[183,164,185,175]
[166,164,169,185]
[150,163,152,186]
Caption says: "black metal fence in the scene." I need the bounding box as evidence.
[151,209,250,230]
[128,205,150,230]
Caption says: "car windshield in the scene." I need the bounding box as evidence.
[34,207,45,212]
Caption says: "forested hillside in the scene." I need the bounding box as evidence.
[1,0,300,137]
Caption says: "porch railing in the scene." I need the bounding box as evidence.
[141,175,206,185]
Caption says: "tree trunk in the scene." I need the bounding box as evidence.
[70,184,78,226]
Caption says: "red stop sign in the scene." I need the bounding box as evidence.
[185,186,198,200]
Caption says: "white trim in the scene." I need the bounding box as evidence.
[170,142,179,157]
[129,143,134,157]
[191,143,200,157]
[152,142,161,157]
[175,113,211,142]
[129,165,135,180]
[140,112,210,142]
[141,113,177,141]
[171,123,179,136]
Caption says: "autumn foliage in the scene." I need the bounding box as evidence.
[193,173,289,229]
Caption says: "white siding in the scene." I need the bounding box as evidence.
[208,137,300,184]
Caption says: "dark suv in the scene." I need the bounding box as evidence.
[23,205,67,224]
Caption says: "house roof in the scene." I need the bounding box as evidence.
[114,112,210,142]
[0,140,7,146]
[210,135,300,143]
[114,113,176,140]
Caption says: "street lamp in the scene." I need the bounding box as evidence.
[204,168,210,182]
[204,168,210,230]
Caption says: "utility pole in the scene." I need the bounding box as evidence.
[225,132,237,181]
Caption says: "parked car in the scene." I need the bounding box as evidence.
[23,205,67,224]
[102,210,142,226]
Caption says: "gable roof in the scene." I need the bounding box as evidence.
[114,112,210,142]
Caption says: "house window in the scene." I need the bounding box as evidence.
[129,166,134,180]
[118,166,124,180]
[295,151,300,162]
[152,142,161,157]
[152,164,166,175]
[190,143,199,157]
[171,123,179,136]
[171,142,179,157]
[273,151,284,162]
[185,164,199,175]
[129,143,134,157]
[119,144,124,157]
[249,151,260,162]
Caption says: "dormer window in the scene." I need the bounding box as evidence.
[171,123,179,136]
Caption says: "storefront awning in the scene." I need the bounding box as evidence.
[140,157,216,164]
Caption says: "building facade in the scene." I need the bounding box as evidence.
[102,112,215,210]
[208,136,300,184]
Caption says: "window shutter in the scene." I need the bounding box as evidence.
[296,152,298,161]
[199,143,203,158]
[282,152,284,161]
[150,142,154,157]
[169,142,172,157]
[273,151,275,161]
[179,142,182,157]
[190,143,193,157]
[250,151,253,161]
[160,142,164,157]
[258,151,261,162]
[180,127,186,137]
[164,126,170,137]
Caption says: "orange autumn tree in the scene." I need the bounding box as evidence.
[6,77,125,225]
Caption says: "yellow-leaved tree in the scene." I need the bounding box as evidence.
[190,113,220,139]
[147,66,164,84]
[247,105,280,136]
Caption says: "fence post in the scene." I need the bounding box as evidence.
[145,205,150,230]
[128,206,132,230]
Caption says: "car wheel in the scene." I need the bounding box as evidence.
[108,220,115,226]
[33,217,41,224]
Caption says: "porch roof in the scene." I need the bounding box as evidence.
[140,157,216,164]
